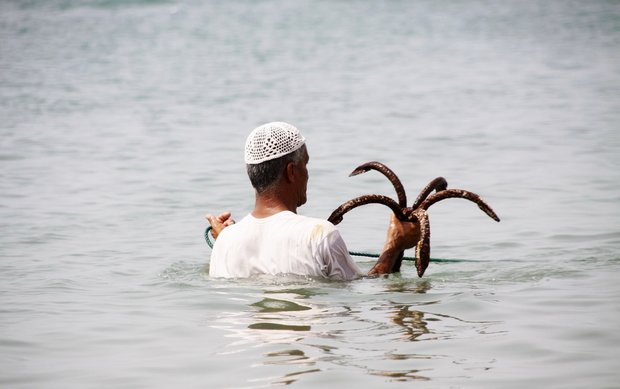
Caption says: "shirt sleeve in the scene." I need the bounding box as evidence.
[319,230,363,280]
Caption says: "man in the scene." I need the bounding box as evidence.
[206,122,420,280]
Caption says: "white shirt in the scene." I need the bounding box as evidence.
[209,211,362,280]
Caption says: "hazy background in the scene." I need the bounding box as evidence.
[1,1,619,388]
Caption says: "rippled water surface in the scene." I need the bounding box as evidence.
[1,0,619,388]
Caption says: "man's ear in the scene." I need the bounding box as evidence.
[284,162,296,183]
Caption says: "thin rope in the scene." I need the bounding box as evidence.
[204,226,465,263]
[205,226,215,249]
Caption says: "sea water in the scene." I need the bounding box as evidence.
[1,0,619,388]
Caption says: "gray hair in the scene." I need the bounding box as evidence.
[246,144,307,193]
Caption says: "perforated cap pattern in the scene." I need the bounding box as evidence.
[244,122,306,164]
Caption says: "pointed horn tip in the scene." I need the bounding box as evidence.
[348,167,369,177]
[486,210,500,222]
[328,216,343,225]
[486,213,500,222]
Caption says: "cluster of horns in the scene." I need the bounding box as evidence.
[327,162,500,277]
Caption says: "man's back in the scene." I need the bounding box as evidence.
[209,211,362,280]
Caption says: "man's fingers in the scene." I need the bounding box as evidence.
[206,212,235,236]
[206,212,229,221]
[217,211,232,222]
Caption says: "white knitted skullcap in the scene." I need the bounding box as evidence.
[244,122,306,164]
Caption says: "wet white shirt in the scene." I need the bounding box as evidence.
[209,211,362,280]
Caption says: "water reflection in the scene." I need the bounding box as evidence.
[248,322,311,331]
[384,278,433,294]
[390,304,430,341]
[212,278,500,385]
[248,294,314,332]
[245,290,324,385]
[272,368,322,386]
[263,287,326,299]
[386,301,498,343]
[264,349,320,385]
[369,368,431,382]
[251,297,312,313]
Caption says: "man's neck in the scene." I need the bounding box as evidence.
[252,191,297,218]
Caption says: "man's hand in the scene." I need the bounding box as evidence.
[386,213,421,251]
[205,211,235,239]
[368,213,421,276]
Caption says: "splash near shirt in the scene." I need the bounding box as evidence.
[209,211,362,280]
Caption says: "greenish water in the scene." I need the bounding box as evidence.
[1,0,619,388]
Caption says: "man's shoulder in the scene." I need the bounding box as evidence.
[280,213,341,242]
[215,213,251,240]
[285,212,336,228]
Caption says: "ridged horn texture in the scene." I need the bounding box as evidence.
[327,194,407,225]
[349,161,407,207]
[411,177,448,209]
[419,189,500,222]
[413,209,431,277]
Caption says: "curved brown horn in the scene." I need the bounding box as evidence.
[411,177,448,209]
[327,194,407,225]
[414,209,431,277]
[419,189,500,222]
[349,161,407,207]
